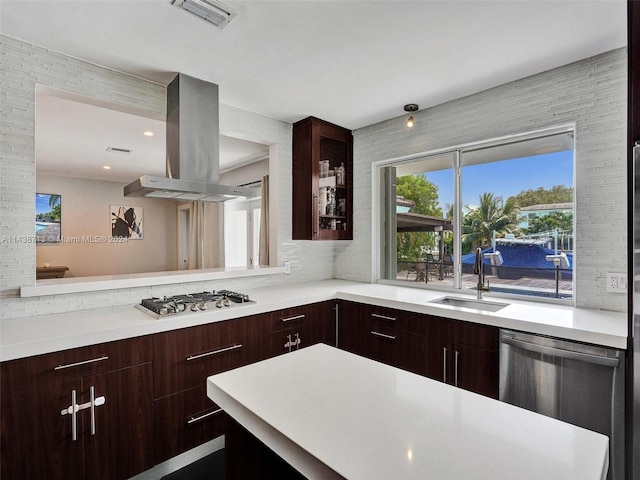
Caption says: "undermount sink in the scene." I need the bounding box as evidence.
[429,296,508,312]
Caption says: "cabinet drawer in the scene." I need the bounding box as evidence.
[1,335,153,394]
[341,301,412,332]
[262,305,311,333]
[153,316,261,399]
[154,385,226,464]
[367,306,409,329]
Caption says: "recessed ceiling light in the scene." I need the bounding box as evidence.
[143,130,154,137]
[103,165,112,170]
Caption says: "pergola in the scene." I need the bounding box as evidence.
[396,213,452,233]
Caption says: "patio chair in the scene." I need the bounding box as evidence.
[405,262,418,281]
[443,254,454,277]
[426,254,440,281]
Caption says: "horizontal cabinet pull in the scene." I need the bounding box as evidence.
[281,314,306,322]
[371,331,396,341]
[186,344,243,361]
[54,355,109,371]
[186,408,223,425]
[371,313,396,322]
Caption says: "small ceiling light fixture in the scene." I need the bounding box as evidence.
[103,165,112,170]
[404,104,419,128]
[171,0,237,29]
[143,130,154,137]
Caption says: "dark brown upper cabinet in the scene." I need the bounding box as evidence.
[292,116,353,240]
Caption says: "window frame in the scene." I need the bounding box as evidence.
[372,124,576,305]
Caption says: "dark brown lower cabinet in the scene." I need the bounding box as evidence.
[1,378,84,479]
[339,300,499,399]
[0,337,154,480]
[83,363,154,480]
[449,320,499,398]
[450,341,499,398]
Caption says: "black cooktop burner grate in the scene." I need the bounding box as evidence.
[139,290,252,316]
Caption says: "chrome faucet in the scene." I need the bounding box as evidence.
[473,247,489,300]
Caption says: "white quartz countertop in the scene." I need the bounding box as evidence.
[207,343,610,480]
[0,280,627,362]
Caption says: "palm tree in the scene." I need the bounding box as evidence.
[48,194,60,209]
[462,192,520,250]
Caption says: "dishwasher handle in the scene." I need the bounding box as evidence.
[501,335,619,368]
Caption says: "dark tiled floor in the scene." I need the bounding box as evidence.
[161,449,224,480]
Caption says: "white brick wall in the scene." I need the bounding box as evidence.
[0,35,335,320]
[336,48,627,312]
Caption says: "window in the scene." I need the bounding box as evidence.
[224,198,261,268]
[378,127,574,301]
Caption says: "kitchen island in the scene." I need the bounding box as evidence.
[208,343,609,480]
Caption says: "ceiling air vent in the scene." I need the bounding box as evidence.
[106,147,132,154]
[171,0,237,29]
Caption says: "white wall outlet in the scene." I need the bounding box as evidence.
[606,273,626,293]
[284,261,291,275]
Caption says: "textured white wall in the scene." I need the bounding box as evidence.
[0,35,335,320]
[336,49,627,312]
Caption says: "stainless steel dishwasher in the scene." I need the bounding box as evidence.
[499,329,625,480]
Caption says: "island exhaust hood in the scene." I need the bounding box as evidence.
[124,73,258,202]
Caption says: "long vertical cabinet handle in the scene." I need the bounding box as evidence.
[334,303,339,348]
[312,193,318,238]
[454,351,460,387]
[443,348,447,383]
[59,390,79,441]
[71,390,77,441]
[90,386,96,435]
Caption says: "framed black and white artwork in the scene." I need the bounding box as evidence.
[110,205,143,239]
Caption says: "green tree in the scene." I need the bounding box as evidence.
[525,211,573,234]
[48,194,61,209]
[396,175,441,216]
[508,185,572,208]
[47,195,61,221]
[50,203,61,221]
[396,174,441,261]
[462,192,520,252]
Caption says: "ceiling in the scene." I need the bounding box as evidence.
[1,0,627,182]
[35,92,269,182]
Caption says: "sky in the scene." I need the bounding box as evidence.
[36,193,60,215]
[425,150,573,212]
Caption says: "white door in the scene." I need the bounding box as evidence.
[224,199,261,267]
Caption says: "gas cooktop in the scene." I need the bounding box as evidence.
[136,290,255,319]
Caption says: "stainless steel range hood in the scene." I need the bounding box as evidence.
[124,73,258,202]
